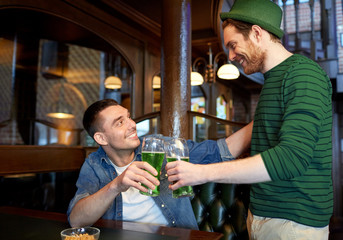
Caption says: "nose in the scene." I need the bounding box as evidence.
[228,50,236,62]
[128,117,136,129]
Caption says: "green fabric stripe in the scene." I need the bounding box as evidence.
[250,54,333,227]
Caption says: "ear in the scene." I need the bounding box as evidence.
[251,25,263,42]
[93,132,108,146]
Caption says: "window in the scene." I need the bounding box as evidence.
[216,95,227,120]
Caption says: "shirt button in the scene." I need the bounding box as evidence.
[161,204,165,208]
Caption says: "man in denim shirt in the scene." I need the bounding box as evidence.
[67,99,235,229]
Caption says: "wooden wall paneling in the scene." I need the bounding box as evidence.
[0,146,86,175]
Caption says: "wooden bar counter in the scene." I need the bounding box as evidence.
[0,206,223,240]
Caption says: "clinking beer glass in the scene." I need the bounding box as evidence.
[165,138,194,198]
[140,136,165,197]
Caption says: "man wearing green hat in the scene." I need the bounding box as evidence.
[166,0,332,239]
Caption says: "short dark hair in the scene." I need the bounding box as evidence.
[83,99,119,138]
[222,18,281,43]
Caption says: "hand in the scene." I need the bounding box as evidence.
[165,161,206,190]
[114,161,160,193]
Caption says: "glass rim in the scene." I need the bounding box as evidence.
[60,227,100,236]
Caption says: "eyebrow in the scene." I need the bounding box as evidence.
[111,110,129,126]
[112,116,122,126]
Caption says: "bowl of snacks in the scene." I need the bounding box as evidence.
[60,227,100,240]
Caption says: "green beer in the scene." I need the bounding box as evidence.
[140,151,165,197]
[167,157,194,198]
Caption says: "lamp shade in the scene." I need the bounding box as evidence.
[153,75,161,89]
[191,71,204,86]
[217,63,240,80]
[46,101,75,119]
[104,76,122,89]
[47,112,75,119]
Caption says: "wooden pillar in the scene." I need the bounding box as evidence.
[160,0,191,138]
[13,33,39,144]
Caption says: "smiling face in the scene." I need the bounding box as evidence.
[223,25,266,75]
[95,105,140,152]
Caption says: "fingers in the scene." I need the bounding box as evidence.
[130,162,159,185]
[125,178,155,193]
[134,172,160,190]
[167,174,189,190]
[165,161,189,190]
[134,161,158,176]
[119,161,160,192]
[165,160,178,172]
[166,161,204,190]
[168,180,186,191]
[119,174,158,193]
[165,160,187,177]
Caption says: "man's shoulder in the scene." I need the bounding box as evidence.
[283,54,329,83]
[288,54,324,71]
[86,147,106,164]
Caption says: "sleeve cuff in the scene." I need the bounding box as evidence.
[67,192,89,219]
[217,138,235,161]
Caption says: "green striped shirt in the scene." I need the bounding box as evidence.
[250,54,333,227]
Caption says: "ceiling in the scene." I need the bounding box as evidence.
[0,0,263,91]
[112,0,263,90]
[0,8,115,53]
[0,0,225,58]
[121,0,225,59]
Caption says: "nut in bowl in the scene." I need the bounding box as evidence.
[60,227,100,240]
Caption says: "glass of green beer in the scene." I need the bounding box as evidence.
[165,138,194,198]
[140,136,165,197]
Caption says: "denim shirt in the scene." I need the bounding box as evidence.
[67,138,233,229]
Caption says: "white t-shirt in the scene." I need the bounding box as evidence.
[113,163,168,226]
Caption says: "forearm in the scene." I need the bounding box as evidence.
[203,154,271,184]
[167,153,271,189]
[69,160,159,227]
[69,181,120,227]
[225,121,253,158]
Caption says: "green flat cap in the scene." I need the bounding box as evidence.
[220,0,284,39]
